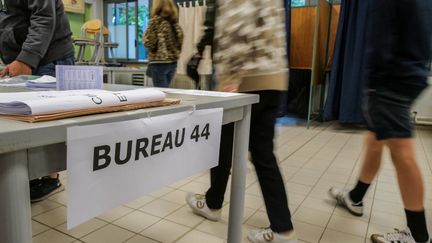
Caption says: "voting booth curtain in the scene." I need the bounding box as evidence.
[323,0,369,123]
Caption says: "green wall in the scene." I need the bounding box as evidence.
[66,4,93,60]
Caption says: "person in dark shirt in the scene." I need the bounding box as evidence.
[0,0,74,202]
[329,1,432,242]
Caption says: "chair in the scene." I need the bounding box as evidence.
[73,19,119,65]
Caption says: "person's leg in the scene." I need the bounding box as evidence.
[248,91,293,234]
[150,64,170,88]
[185,123,234,221]
[205,123,234,209]
[386,138,423,210]
[348,132,384,203]
[385,138,429,242]
[165,63,177,88]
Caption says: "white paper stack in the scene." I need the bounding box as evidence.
[0,76,27,87]
[25,75,57,89]
[0,88,166,115]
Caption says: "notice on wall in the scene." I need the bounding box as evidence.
[66,108,223,229]
[56,65,103,90]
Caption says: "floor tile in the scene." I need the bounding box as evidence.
[166,205,205,227]
[292,220,325,243]
[327,215,368,237]
[33,206,67,227]
[124,195,155,209]
[124,234,160,243]
[195,220,228,239]
[320,229,364,243]
[96,206,134,222]
[139,199,182,218]
[140,219,190,242]
[31,199,62,217]
[81,224,134,243]
[176,230,225,243]
[56,218,107,238]
[32,229,75,243]
[293,207,332,227]
[113,211,161,233]
[32,220,49,236]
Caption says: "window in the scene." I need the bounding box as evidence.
[291,0,318,7]
[291,0,306,7]
[104,0,150,62]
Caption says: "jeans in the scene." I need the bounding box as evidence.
[150,62,177,88]
[205,90,294,232]
[32,54,75,77]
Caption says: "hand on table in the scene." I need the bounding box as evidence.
[0,60,32,77]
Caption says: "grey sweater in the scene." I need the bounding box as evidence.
[0,0,74,68]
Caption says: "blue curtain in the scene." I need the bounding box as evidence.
[323,0,369,123]
[279,0,291,116]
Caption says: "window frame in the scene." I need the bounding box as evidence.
[103,0,151,63]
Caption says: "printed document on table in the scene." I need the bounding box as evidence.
[0,88,165,115]
[56,65,103,90]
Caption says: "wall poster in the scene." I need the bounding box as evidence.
[63,0,85,14]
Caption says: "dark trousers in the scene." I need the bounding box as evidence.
[150,62,177,88]
[205,90,294,232]
[32,54,75,77]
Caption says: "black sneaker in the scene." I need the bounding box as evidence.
[30,175,64,203]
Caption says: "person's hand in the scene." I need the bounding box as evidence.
[0,66,9,78]
[4,60,32,77]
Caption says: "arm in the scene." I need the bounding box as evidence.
[143,17,158,52]
[17,0,56,69]
[175,24,184,50]
[196,0,216,55]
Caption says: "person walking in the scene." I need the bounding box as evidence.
[185,0,297,242]
[329,1,432,242]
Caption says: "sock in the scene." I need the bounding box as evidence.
[349,180,370,203]
[405,209,429,242]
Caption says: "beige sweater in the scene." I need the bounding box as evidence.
[213,0,288,92]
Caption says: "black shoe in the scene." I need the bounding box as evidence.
[30,175,64,203]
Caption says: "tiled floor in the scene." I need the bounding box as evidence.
[31,121,432,243]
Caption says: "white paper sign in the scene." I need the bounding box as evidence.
[56,65,103,90]
[67,108,223,229]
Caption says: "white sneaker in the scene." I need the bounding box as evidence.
[247,228,298,243]
[185,193,221,221]
[371,228,430,243]
[328,187,364,216]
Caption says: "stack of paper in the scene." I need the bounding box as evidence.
[25,75,57,89]
[0,88,169,116]
[0,76,27,87]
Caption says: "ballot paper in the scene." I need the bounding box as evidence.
[0,88,166,115]
[56,65,103,90]
[25,75,57,89]
[0,76,29,87]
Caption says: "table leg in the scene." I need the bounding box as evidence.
[0,150,32,243]
[227,105,251,243]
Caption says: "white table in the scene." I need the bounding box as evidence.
[0,84,258,243]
